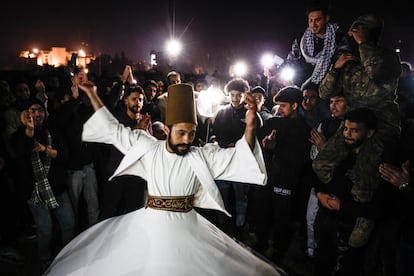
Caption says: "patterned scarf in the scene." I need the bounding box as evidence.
[28,130,59,209]
[300,22,339,84]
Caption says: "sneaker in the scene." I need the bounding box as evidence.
[348,217,374,248]
[0,246,25,265]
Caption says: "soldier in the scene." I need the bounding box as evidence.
[314,13,401,247]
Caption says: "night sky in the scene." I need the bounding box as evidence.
[1,0,413,72]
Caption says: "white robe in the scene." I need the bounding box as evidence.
[44,107,285,276]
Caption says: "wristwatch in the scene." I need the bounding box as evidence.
[399,182,409,191]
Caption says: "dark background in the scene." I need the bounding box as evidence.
[1,0,412,72]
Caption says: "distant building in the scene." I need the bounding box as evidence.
[19,47,95,68]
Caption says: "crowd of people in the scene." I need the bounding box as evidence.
[1,1,414,276]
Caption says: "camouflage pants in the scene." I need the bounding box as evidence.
[312,121,399,202]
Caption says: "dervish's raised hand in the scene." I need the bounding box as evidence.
[78,81,96,95]
[243,92,258,151]
[244,92,258,128]
[78,81,105,111]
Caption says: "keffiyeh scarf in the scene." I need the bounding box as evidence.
[300,22,339,84]
[29,130,59,209]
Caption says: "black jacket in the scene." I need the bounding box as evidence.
[12,124,69,201]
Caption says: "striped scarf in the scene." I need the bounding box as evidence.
[28,130,59,209]
[300,22,339,84]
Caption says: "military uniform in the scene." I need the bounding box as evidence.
[313,14,402,247]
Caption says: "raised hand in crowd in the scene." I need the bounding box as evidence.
[309,127,327,151]
[379,161,411,190]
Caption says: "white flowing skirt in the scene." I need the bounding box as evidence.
[44,208,284,276]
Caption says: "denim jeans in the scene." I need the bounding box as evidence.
[216,180,250,227]
[306,187,319,256]
[67,162,100,227]
[28,191,75,263]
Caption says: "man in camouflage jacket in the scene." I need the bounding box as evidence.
[313,14,401,248]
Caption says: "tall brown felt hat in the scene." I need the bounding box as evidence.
[165,83,198,126]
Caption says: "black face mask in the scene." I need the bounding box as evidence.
[334,35,360,61]
[346,35,360,56]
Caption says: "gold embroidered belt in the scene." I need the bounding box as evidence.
[146,194,194,212]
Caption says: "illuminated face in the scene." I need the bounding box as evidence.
[28,104,46,127]
[302,89,319,111]
[168,75,181,85]
[343,120,372,150]
[229,90,244,109]
[276,102,296,118]
[124,92,144,118]
[145,85,158,101]
[165,123,196,156]
[330,96,347,118]
[307,10,329,37]
[157,80,165,94]
[252,92,265,111]
[195,82,207,92]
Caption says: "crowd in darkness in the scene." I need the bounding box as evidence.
[1,3,414,276]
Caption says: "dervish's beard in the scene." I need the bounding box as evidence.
[167,136,191,156]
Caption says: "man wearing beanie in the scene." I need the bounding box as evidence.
[313,12,401,274]
[44,82,285,275]
[253,86,312,264]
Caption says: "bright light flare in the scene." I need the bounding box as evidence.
[197,86,225,117]
[261,53,274,69]
[280,67,295,82]
[78,49,86,57]
[165,39,182,57]
[232,61,248,77]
